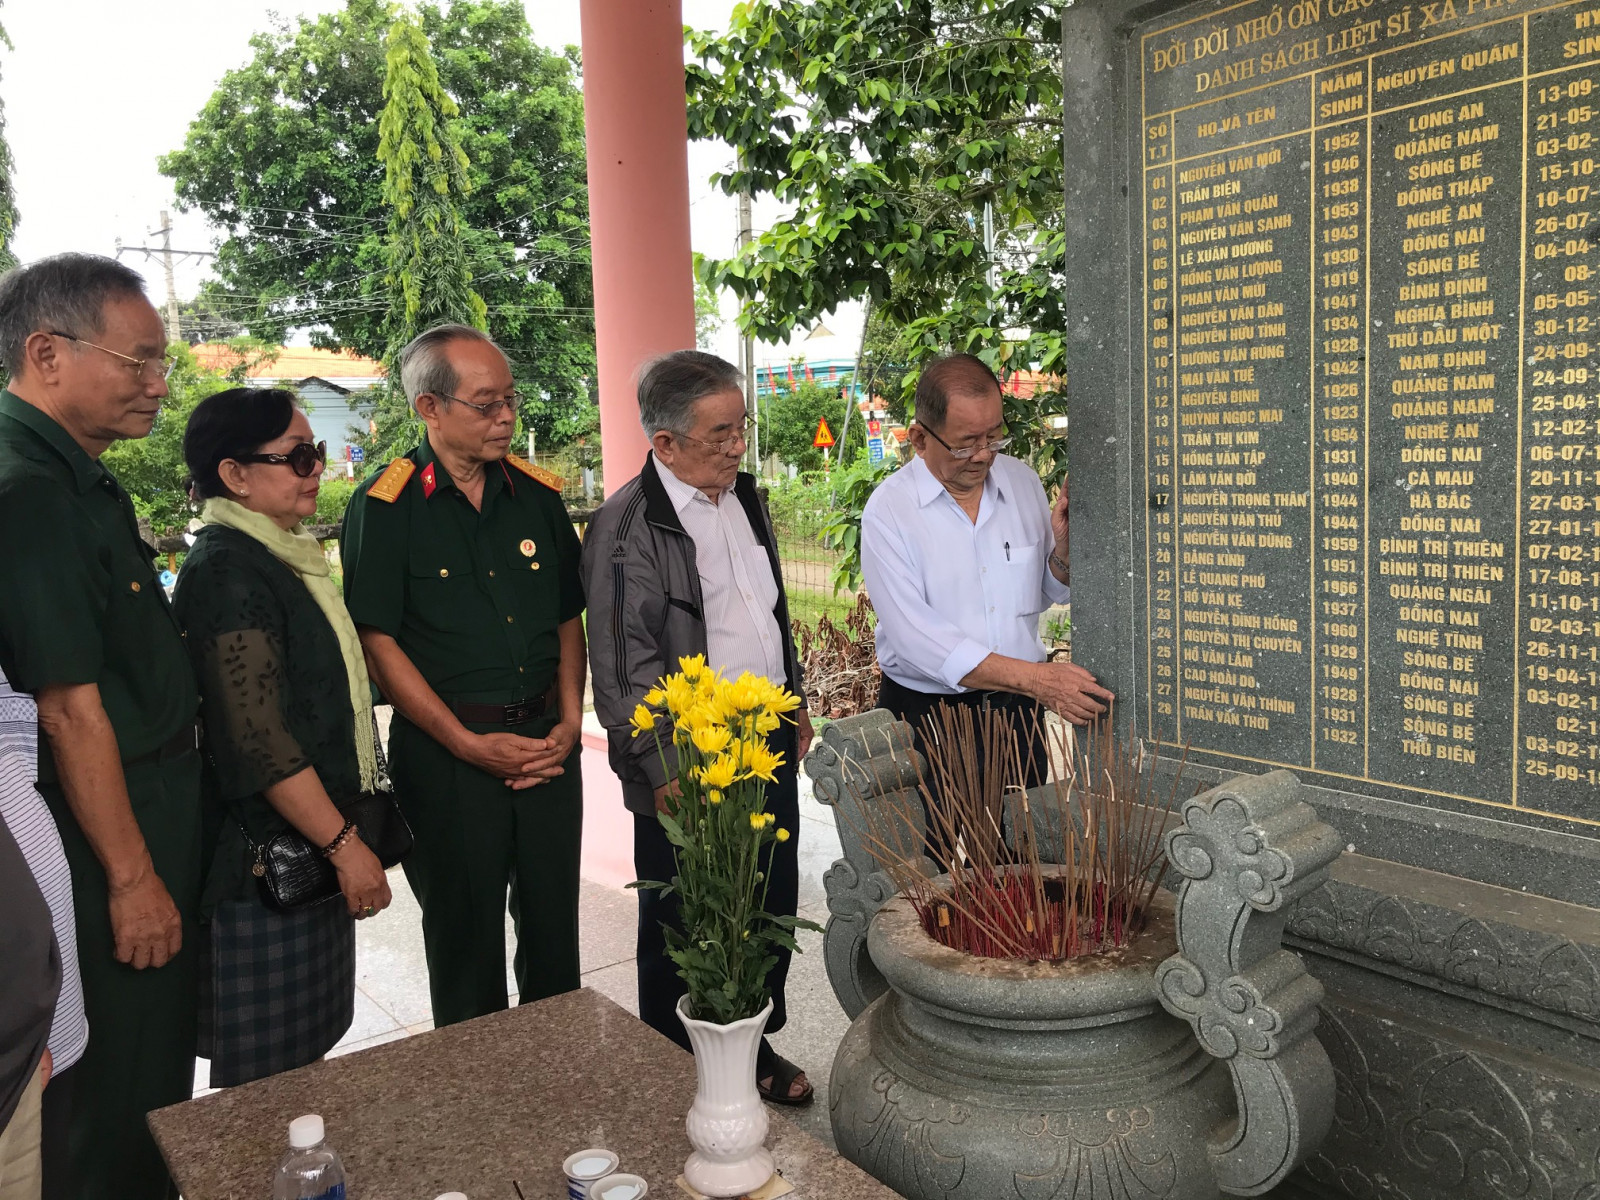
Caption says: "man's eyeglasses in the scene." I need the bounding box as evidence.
[49,331,177,382]
[235,441,328,478]
[437,391,522,420]
[676,416,754,455]
[918,421,1013,461]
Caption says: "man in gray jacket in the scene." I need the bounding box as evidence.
[582,350,814,1105]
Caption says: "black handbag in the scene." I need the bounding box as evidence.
[244,719,414,912]
[249,789,414,912]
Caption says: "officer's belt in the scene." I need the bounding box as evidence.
[123,722,202,769]
[448,694,552,727]
[38,720,200,784]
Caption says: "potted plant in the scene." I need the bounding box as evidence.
[631,656,821,1198]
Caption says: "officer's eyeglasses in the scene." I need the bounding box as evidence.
[49,330,178,382]
[676,416,754,455]
[236,441,328,478]
[437,391,522,420]
[918,421,1012,461]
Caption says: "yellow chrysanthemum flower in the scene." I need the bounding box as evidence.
[723,673,768,717]
[663,675,697,719]
[699,754,739,790]
[775,827,791,843]
[677,654,708,681]
[748,812,765,830]
[629,704,657,737]
[691,724,732,756]
[643,686,666,708]
[708,789,724,805]
[741,741,785,783]
[764,687,803,716]
[754,711,781,735]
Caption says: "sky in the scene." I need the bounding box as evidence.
[3,0,862,370]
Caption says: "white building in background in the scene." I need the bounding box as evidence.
[191,345,384,468]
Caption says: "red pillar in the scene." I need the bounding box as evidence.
[580,0,697,494]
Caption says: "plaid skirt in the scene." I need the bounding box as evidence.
[199,893,355,1087]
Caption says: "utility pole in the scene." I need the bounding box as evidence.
[114,217,216,341]
[737,183,760,473]
[155,211,181,340]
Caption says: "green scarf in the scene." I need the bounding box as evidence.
[201,498,379,792]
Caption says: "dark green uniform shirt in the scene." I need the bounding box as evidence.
[0,390,198,760]
[340,435,584,703]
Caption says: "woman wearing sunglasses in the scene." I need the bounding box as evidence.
[171,388,391,1087]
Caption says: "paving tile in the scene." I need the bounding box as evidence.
[580,958,640,1018]
[794,819,841,917]
[352,869,436,1028]
[578,876,640,974]
[337,985,404,1049]
[763,925,846,1152]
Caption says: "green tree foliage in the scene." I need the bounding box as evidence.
[102,343,273,536]
[0,6,17,272]
[819,448,900,593]
[694,275,723,350]
[759,375,864,472]
[378,11,486,348]
[686,0,1068,482]
[176,296,244,345]
[160,0,593,444]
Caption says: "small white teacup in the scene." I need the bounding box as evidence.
[563,1148,621,1199]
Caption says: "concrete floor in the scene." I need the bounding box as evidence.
[193,765,852,1152]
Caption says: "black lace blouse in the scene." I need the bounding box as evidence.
[173,524,363,903]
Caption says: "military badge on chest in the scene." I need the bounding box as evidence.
[520,537,540,570]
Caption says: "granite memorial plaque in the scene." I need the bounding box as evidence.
[1062,1,1600,1192]
[1065,0,1600,844]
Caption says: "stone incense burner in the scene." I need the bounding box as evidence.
[806,711,1343,1200]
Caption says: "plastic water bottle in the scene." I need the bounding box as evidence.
[272,1114,347,1200]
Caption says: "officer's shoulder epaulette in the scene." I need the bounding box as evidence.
[365,458,416,503]
[505,454,564,493]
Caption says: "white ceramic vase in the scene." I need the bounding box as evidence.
[676,995,775,1198]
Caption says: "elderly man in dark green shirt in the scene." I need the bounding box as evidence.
[341,324,586,1027]
[0,254,201,1200]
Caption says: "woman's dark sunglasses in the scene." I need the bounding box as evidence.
[236,441,328,478]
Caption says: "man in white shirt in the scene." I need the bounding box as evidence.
[0,670,88,1198]
[582,350,815,1105]
[862,354,1113,777]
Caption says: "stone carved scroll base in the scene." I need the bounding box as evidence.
[805,710,932,1018]
[1156,769,1344,1196]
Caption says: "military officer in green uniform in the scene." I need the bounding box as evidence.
[341,324,586,1026]
[0,254,202,1200]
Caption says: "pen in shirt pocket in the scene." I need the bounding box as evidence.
[1005,541,1010,561]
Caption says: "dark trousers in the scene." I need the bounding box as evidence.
[634,753,800,1054]
[390,712,583,1028]
[877,675,1048,861]
[41,1062,75,1200]
[42,753,203,1200]
[876,674,1049,786]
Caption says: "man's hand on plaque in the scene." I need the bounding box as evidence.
[1030,660,1114,726]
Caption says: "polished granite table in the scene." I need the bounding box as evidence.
[149,987,903,1200]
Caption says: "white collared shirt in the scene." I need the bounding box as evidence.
[861,453,1070,694]
[654,456,786,683]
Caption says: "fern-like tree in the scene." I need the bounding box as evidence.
[379,11,486,350]
[371,10,488,458]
